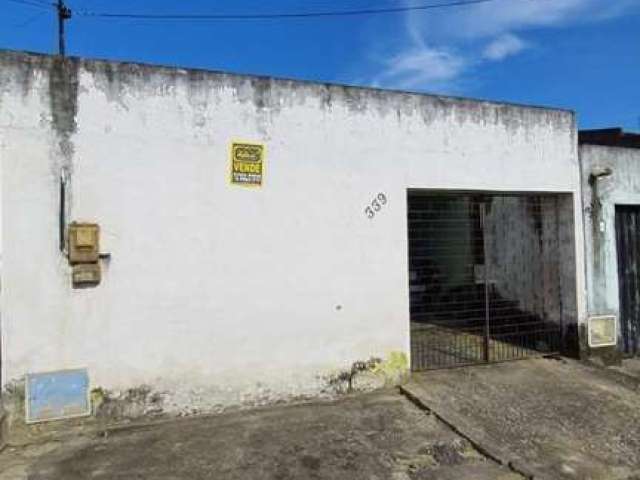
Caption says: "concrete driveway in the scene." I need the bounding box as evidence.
[0,390,520,480]
[403,358,640,480]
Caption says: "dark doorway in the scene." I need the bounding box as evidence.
[408,191,571,370]
[615,205,640,355]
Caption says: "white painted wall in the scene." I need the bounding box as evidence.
[580,145,640,320]
[0,51,586,410]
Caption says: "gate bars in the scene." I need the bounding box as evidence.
[408,192,563,370]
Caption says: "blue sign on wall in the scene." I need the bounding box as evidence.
[26,369,90,423]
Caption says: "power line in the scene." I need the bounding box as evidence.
[3,0,511,57]
[12,9,47,26]
[5,0,54,10]
[75,0,498,21]
[7,0,72,55]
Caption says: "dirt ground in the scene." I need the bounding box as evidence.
[404,358,640,480]
[0,390,520,480]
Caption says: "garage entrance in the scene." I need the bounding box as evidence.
[408,191,572,370]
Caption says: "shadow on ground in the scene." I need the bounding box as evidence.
[0,390,520,480]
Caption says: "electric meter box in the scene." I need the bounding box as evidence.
[68,223,100,264]
[72,263,101,287]
[588,315,617,348]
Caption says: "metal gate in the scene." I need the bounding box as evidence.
[615,205,640,355]
[408,192,564,370]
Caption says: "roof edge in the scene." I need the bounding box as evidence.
[0,48,576,116]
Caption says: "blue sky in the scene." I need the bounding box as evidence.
[1,0,639,130]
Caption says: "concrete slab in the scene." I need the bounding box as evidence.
[402,358,640,480]
[611,358,640,382]
[0,390,521,480]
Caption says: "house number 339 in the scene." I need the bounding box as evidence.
[364,193,388,219]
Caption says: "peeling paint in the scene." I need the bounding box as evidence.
[1,379,26,438]
[324,352,409,395]
[91,385,164,419]
[325,357,382,394]
[0,50,582,425]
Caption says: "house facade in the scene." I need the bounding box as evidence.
[0,50,586,418]
[580,129,640,357]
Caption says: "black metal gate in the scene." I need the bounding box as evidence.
[615,205,640,355]
[408,192,564,370]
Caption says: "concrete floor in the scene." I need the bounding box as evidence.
[3,359,640,479]
[404,358,640,480]
[0,390,520,480]
[611,357,640,383]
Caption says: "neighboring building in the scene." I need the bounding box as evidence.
[579,128,640,149]
[0,50,585,419]
[580,129,640,357]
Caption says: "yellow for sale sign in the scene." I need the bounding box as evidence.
[230,142,265,187]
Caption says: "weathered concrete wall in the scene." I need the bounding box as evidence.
[0,50,585,415]
[485,194,577,332]
[580,145,640,344]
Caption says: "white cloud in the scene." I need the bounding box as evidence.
[364,0,638,92]
[482,33,528,61]
[374,46,467,90]
[412,0,637,41]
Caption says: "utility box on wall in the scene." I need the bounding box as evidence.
[68,223,100,264]
[68,222,101,288]
[72,263,101,287]
[588,315,617,348]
